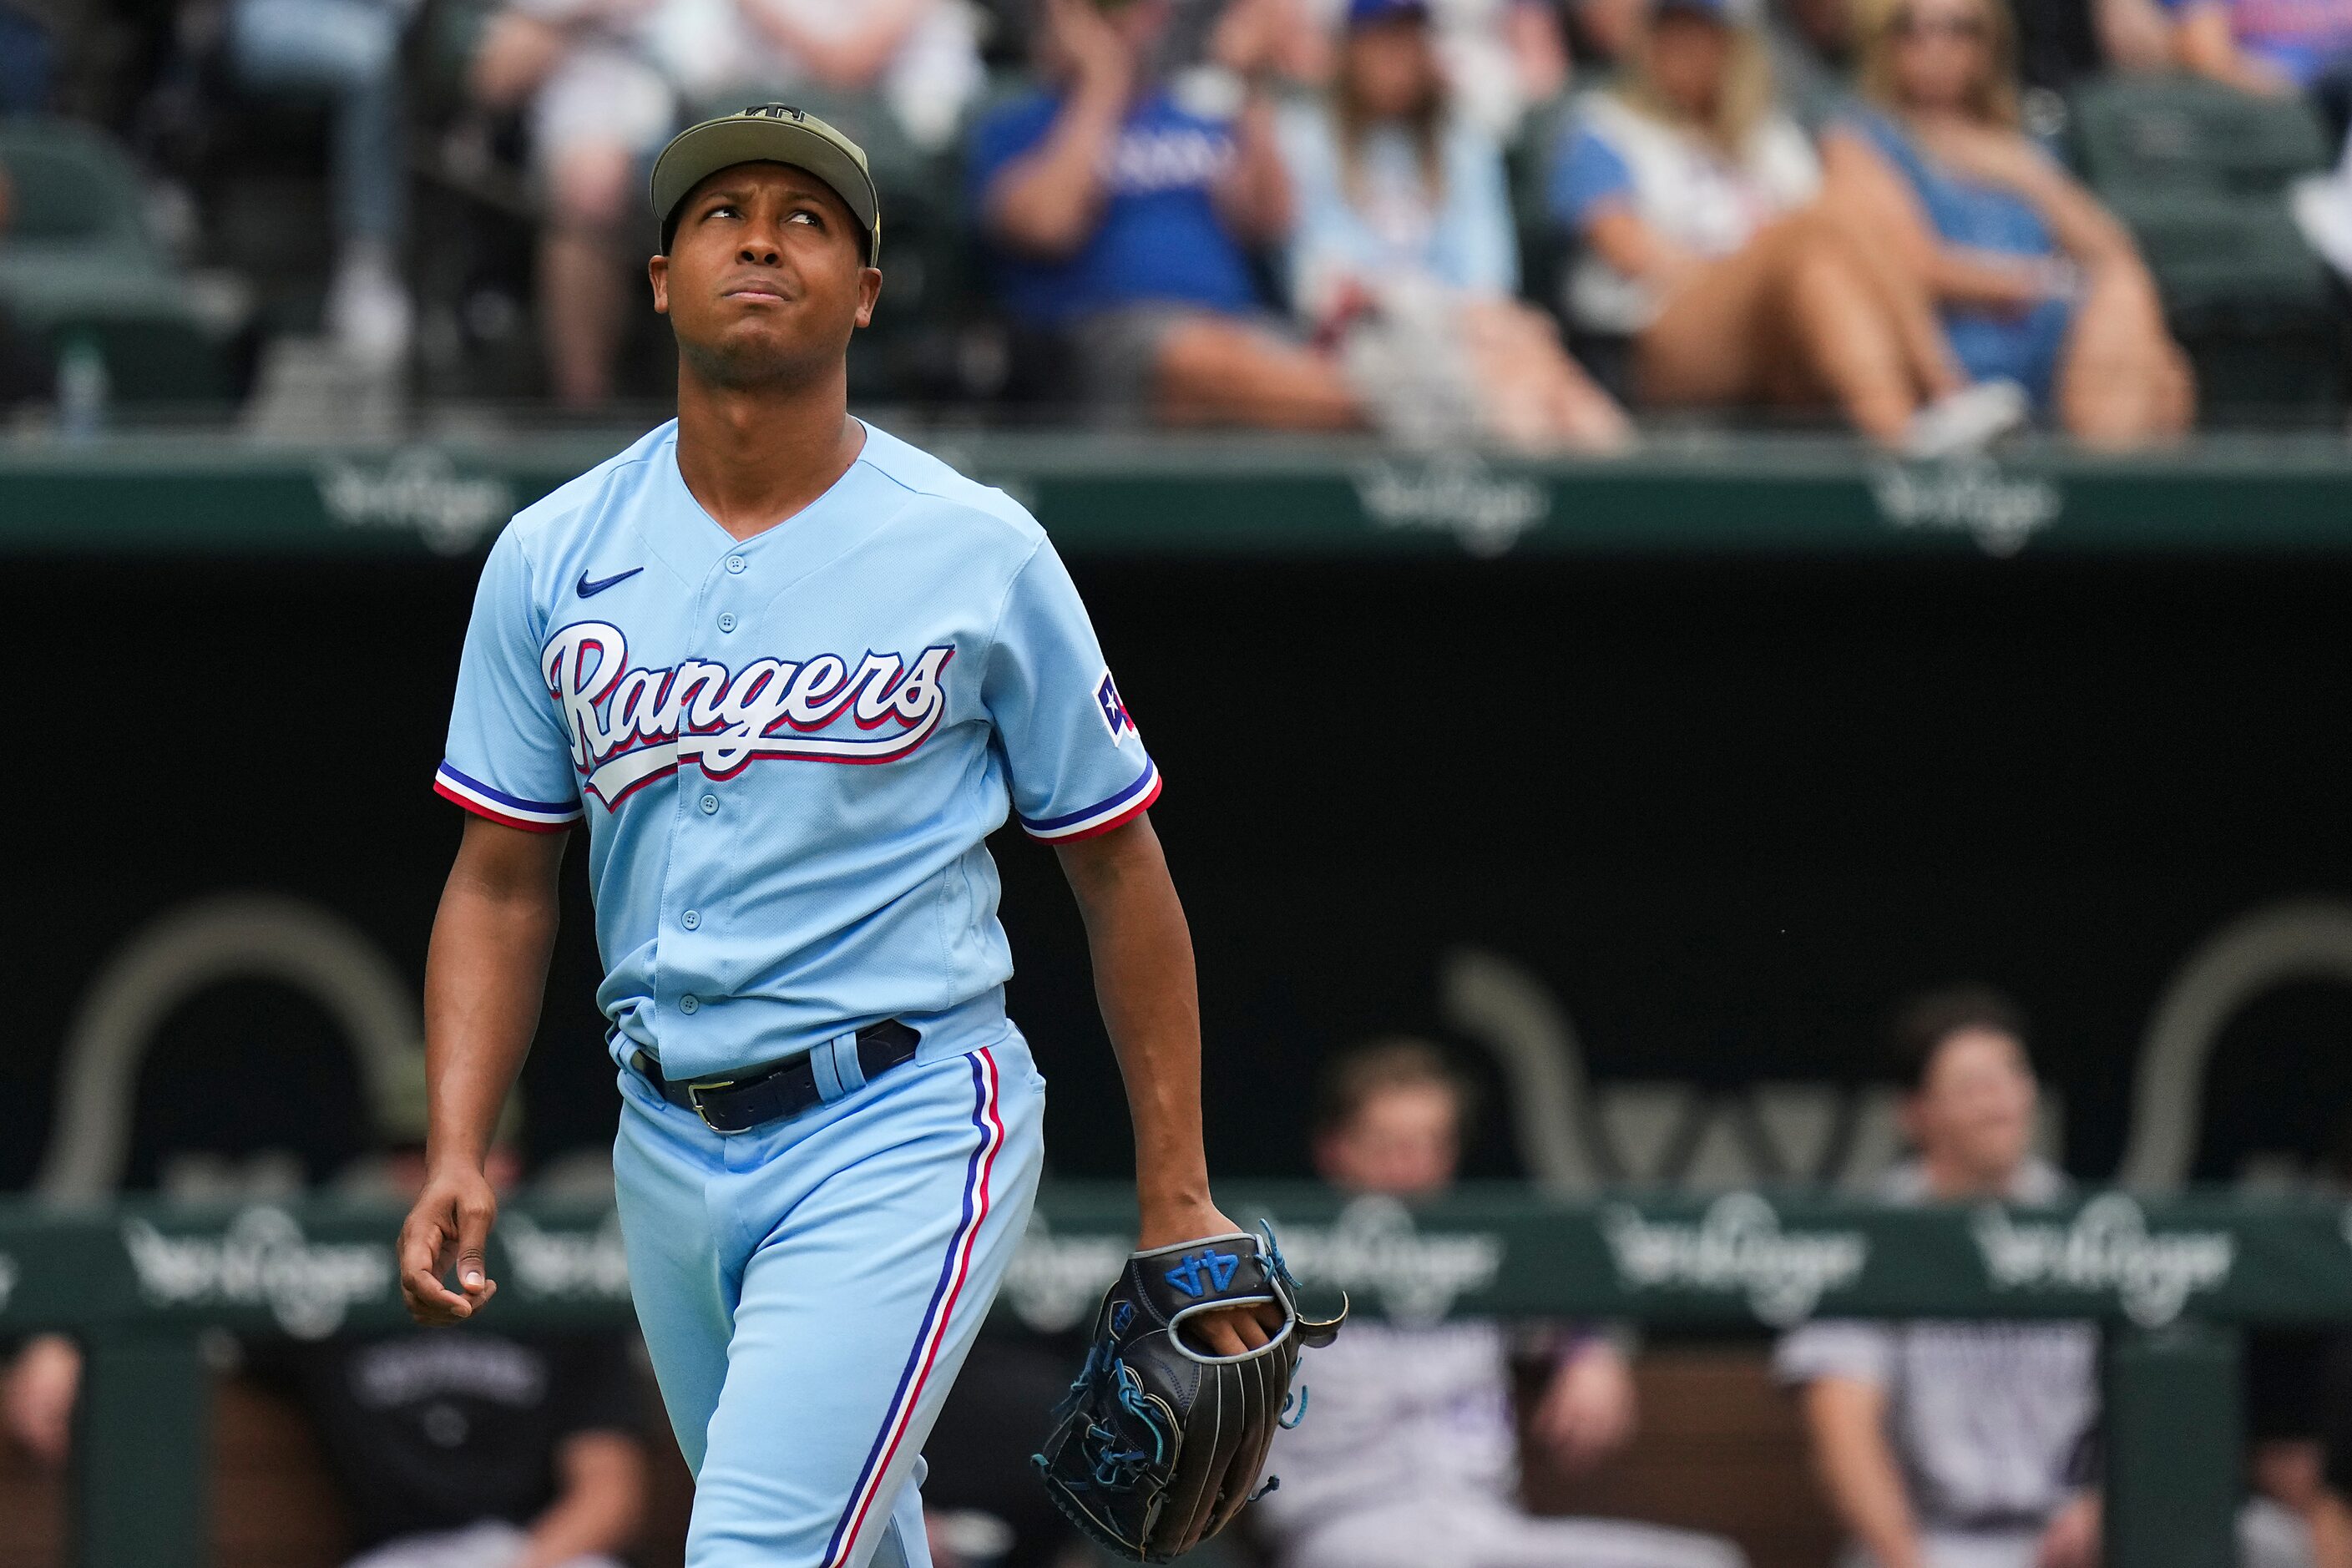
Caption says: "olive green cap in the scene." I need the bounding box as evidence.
[649,104,881,264]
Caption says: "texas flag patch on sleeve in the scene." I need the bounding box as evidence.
[1095,669,1136,743]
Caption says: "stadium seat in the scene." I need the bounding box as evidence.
[2070,73,2331,199]
[2069,78,2344,421]
[0,117,154,253]
[0,119,237,406]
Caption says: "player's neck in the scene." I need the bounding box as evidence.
[673,367,864,543]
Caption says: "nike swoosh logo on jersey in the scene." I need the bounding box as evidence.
[576,567,644,599]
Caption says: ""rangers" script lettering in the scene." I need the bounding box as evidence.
[544,620,954,807]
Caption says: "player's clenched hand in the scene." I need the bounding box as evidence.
[1140,1200,1284,1357]
[399,1163,500,1324]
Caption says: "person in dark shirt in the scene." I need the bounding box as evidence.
[256,1325,645,1567]
[3,1141,649,1568]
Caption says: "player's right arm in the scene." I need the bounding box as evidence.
[400,814,567,1324]
[1803,1376,1928,1568]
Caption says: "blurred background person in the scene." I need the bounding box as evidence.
[222,0,415,364]
[969,0,1364,429]
[1547,0,2026,452]
[1278,0,1629,449]
[468,0,689,409]
[1822,0,2194,447]
[720,0,982,151]
[1289,0,1572,139]
[1775,987,2102,1568]
[1257,1039,1747,1568]
[2166,0,2352,106]
[1,1125,650,1568]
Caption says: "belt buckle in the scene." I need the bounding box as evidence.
[685,1079,745,1135]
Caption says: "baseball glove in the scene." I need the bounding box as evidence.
[1033,1227,1346,1562]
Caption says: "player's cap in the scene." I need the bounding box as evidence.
[650,104,882,266]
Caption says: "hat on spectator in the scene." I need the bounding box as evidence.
[650,104,882,265]
[1344,0,1431,26]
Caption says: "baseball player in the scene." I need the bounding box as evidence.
[397,104,1274,1568]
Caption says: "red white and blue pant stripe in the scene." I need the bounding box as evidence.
[612,1034,1045,1568]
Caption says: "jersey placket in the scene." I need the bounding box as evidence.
[660,543,757,1044]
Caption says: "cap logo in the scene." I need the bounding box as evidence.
[743,104,807,121]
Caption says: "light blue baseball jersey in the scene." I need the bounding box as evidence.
[435,419,1159,1082]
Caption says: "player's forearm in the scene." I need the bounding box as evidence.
[518,1434,646,1568]
[1056,817,1215,1237]
[1806,1379,1927,1568]
[422,822,565,1171]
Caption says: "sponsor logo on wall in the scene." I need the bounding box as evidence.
[498,1213,633,1302]
[1354,456,1550,557]
[1973,1193,2235,1327]
[1601,1191,1869,1326]
[1870,458,2062,557]
[121,1206,393,1339]
[316,450,515,554]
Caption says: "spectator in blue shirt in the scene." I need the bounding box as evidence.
[969,0,1363,428]
[1822,0,2193,443]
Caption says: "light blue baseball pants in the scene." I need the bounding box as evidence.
[612,1032,1047,1568]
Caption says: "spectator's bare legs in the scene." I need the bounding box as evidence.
[2055,260,2193,447]
[541,144,635,410]
[1151,318,1363,430]
[1813,205,1970,400]
[1459,298,1634,452]
[1636,213,1929,443]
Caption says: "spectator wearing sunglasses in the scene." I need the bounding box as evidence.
[1821,0,2194,444]
[1548,0,2026,452]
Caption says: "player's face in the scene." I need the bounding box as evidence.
[650,162,881,389]
[1316,1082,1462,1197]
[1905,1027,2038,1190]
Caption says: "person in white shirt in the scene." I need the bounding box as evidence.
[1259,1039,1747,1568]
[1776,987,2101,1568]
[1277,0,1627,449]
[1547,0,2024,451]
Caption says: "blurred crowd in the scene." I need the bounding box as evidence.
[2,0,2350,445]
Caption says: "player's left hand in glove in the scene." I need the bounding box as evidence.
[1034,1227,1345,1562]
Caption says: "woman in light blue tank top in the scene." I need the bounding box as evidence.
[1821,0,2193,440]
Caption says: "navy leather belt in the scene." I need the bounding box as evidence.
[633,1019,919,1134]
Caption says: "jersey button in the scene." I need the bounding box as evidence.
[681,909,701,930]
[724,555,746,574]
[699,793,719,815]
[679,994,700,1014]
[717,613,737,633]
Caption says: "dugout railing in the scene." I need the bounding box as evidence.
[3,1186,2346,1568]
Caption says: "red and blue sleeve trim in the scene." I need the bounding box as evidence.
[1019,757,1161,842]
[432,761,583,833]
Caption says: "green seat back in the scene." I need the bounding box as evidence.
[0,118,154,251]
[2070,74,2329,200]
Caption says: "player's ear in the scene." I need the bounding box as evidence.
[650,252,670,316]
[854,265,881,330]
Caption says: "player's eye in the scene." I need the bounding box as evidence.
[706,201,742,220]
[787,209,820,227]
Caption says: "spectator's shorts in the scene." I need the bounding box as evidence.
[1066,304,1296,423]
[530,44,675,183]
